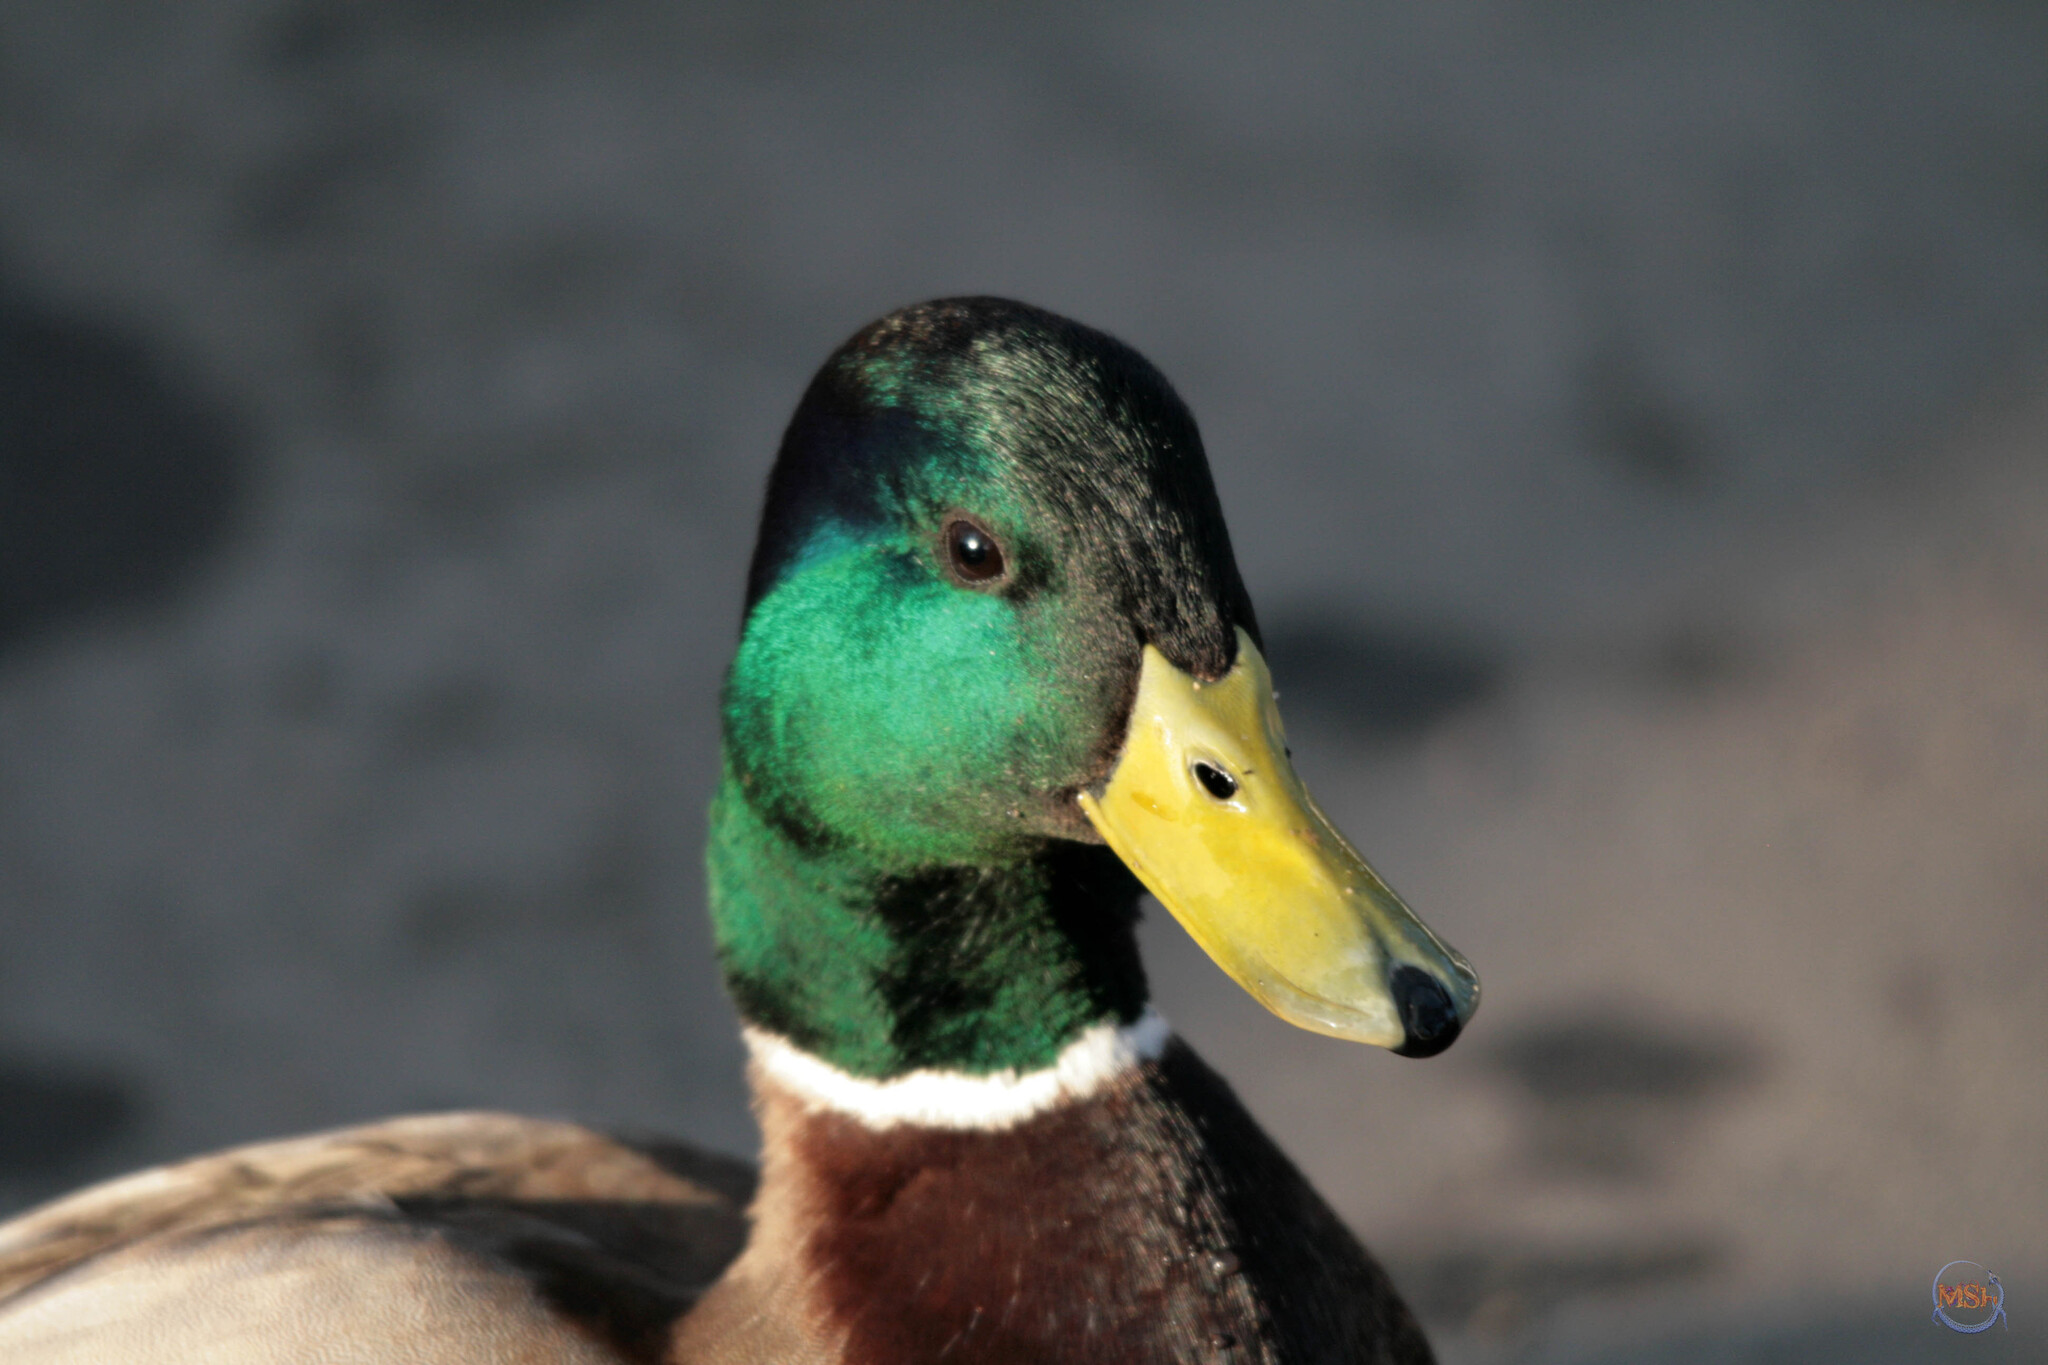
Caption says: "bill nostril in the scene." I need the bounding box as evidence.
[1191,760,1239,801]
[1389,964,1462,1058]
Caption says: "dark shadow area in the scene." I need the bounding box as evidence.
[605,1131,759,1211]
[1496,1012,1758,1104]
[1576,340,1717,494]
[1491,1009,1762,1181]
[0,290,246,658]
[1396,1237,1724,1339]
[389,1194,748,1360]
[1647,619,1749,695]
[262,0,598,73]
[1260,609,1501,743]
[0,1058,140,1179]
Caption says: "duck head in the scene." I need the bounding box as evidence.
[716,298,1476,1074]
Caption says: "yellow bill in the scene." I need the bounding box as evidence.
[1079,627,1479,1055]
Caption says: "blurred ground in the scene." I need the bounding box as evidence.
[1161,388,2048,1361]
[0,4,2043,1361]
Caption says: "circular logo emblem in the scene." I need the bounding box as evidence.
[1932,1261,2007,1333]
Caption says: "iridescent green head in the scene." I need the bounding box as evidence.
[728,297,1258,870]
[712,298,1477,1079]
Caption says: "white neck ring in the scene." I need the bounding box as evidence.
[743,1009,1172,1132]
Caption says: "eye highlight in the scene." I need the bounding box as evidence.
[944,518,1007,584]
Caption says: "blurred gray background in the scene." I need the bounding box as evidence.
[1,4,2044,1361]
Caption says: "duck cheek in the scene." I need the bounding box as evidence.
[829,590,1070,863]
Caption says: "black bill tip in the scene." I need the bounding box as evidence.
[1389,964,1463,1058]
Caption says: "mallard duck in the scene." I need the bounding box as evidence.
[0,297,1478,1363]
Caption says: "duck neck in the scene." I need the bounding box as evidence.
[705,771,1152,1083]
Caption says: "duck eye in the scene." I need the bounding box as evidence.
[945,519,1006,583]
[1192,760,1239,801]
